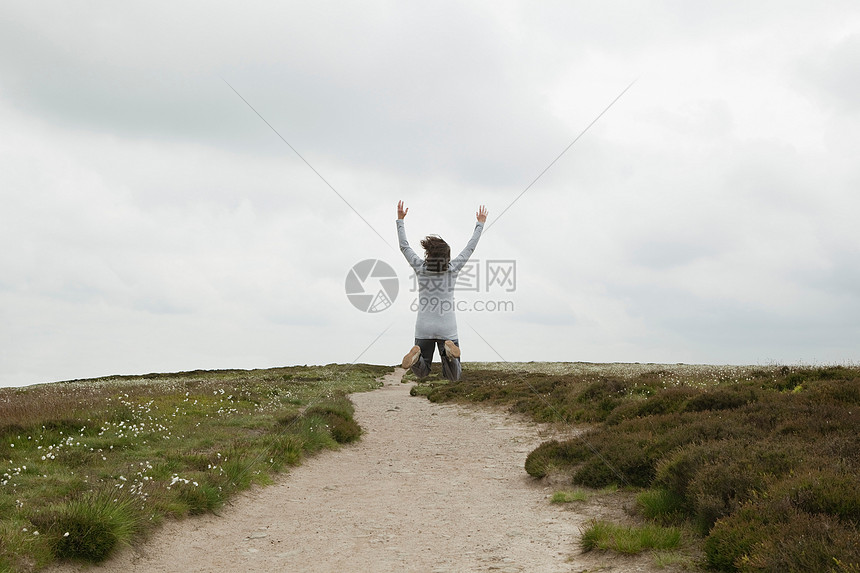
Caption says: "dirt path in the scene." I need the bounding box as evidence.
[50,369,656,573]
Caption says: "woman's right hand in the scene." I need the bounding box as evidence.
[397,200,409,219]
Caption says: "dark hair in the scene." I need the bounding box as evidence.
[421,235,450,272]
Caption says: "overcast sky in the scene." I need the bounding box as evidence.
[2,1,859,387]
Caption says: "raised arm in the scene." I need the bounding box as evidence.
[396,201,423,271]
[450,205,488,273]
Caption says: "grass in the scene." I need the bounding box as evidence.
[580,519,682,553]
[550,488,590,503]
[413,362,860,572]
[0,363,390,572]
[637,488,686,524]
[653,550,695,569]
[34,490,140,562]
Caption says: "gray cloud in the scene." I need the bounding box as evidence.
[3,0,860,386]
[795,32,860,113]
[0,1,576,190]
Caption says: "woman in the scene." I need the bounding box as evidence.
[397,200,488,381]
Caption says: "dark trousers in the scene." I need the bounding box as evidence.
[411,338,461,381]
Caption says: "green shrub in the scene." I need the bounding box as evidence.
[176,479,224,515]
[34,491,140,563]
[409,384,435,397]
[269,434,304,466]
[295,415,338,453]
[303,398,361,444]
[326,414,361,444]
[580,519,613,552]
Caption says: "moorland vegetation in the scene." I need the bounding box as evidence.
[411,362,860,572]
[0,364,389,573]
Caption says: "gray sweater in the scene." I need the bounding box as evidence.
[397,219,484,340]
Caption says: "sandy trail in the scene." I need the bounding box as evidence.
[51,369,653,573]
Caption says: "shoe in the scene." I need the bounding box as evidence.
[401,345,421,369]
[444,340,460,360]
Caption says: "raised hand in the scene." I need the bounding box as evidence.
[397,200,409,220]
[476,205,488,223]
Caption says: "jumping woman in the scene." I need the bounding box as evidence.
[397,200,488,381]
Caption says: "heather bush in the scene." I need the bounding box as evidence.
[805,377,860,405]
[655,440,732,502]
[602,400,641,425]
[413,363,860,569]
[606,387,699,425]
[577,377,630,401]
[424,368,638,423]
[305,398,362,443]
[780,469,860,524]
[688,461,770,533]
[705,500,860,572]
[685,388,753,412]
[572,431,657,487]
[655,438,803,531]
[524,439,588,478]
[703,504,769,571]
[635,386,698,416]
